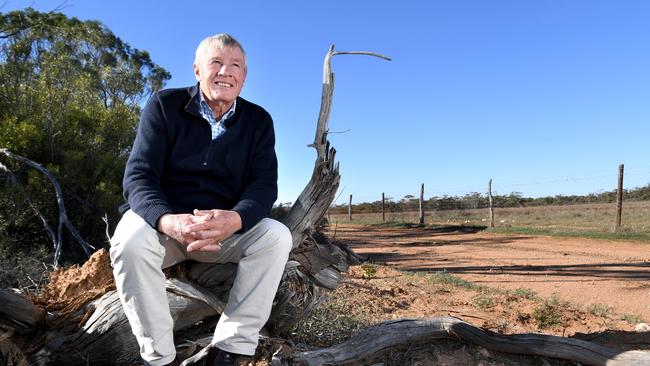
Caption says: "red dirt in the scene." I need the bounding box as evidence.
[325,224,650,335]
[38,249,115,315]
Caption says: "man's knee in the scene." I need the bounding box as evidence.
[110,211,163,265]
[257,218,292,256]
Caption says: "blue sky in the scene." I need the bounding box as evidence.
[4,1,650,205]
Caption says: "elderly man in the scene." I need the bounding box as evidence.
[109,33,292,366]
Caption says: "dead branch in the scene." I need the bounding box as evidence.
[284,45,390,249]
[0,148,94,266]
[0,160,17,185]
[291,317,650,366]
[27,199,57,249]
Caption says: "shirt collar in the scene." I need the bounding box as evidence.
[198,87,237,123]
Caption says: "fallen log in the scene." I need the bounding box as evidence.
[0,289,44,332]
[290,317,650,366]
[28,279,223,365]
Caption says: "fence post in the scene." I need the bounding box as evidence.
[419,183,425,225]
[382,192,386,223]
[488,178,495,228]
[348,194,352,221]
[615,164,624,232]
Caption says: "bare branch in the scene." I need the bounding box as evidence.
[287,45,390,248]
[27,198,57,249]
[312,45,391,160]
[332,185,346,204]
[332,51,392,61]
[0,159,17,185]
[102,213,111,243]
[326,129,351,135]
[0,148,95,265]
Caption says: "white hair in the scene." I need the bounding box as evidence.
[194,33,247,71]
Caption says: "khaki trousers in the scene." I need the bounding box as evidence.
[109,210,292,366]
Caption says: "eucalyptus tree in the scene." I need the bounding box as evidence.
[0,8,170,268]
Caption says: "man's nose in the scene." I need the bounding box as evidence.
[218,65,228,76]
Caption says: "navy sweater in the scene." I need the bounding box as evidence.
[120,84,278,232]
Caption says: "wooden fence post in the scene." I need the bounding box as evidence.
[488,178,495,228]
[348,194,352,221]
[419,183,425,225]
[382,192,386,223]
[615,164,624,232]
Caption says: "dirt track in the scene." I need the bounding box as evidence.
[327,224,650,320]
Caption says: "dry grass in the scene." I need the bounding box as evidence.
[329,200,650,238]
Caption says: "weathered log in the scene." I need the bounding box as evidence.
[0,289,44,332]
[290,317,650,366]
[27,278,224,365]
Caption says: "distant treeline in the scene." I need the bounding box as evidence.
[326,183,650,214]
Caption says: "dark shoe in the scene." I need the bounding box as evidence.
[205,346,239,366]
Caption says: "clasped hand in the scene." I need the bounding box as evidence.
[157,209,242,252]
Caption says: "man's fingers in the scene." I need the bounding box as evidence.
[189,229,222,240]
[186,239,221,252]
[193,209,214,217]
[195,243,222,252]
[186,222,205,232]
[186,221,219,233]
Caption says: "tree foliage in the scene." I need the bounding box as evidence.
[0,8,170,275]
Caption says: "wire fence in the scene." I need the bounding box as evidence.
[326,165,650,234]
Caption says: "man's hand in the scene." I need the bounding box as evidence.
[185,209,243,252]
[157,213,204,245]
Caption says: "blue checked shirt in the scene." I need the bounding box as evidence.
[198,90,237,140]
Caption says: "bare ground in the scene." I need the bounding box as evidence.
[326,224,650,322]
[307,223,650,365]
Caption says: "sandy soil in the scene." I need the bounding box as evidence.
[326,224,650,322]
[303,223,650,364]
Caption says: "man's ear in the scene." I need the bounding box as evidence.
[193,63,201,81]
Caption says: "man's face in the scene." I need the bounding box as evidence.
[194,45,246,107]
